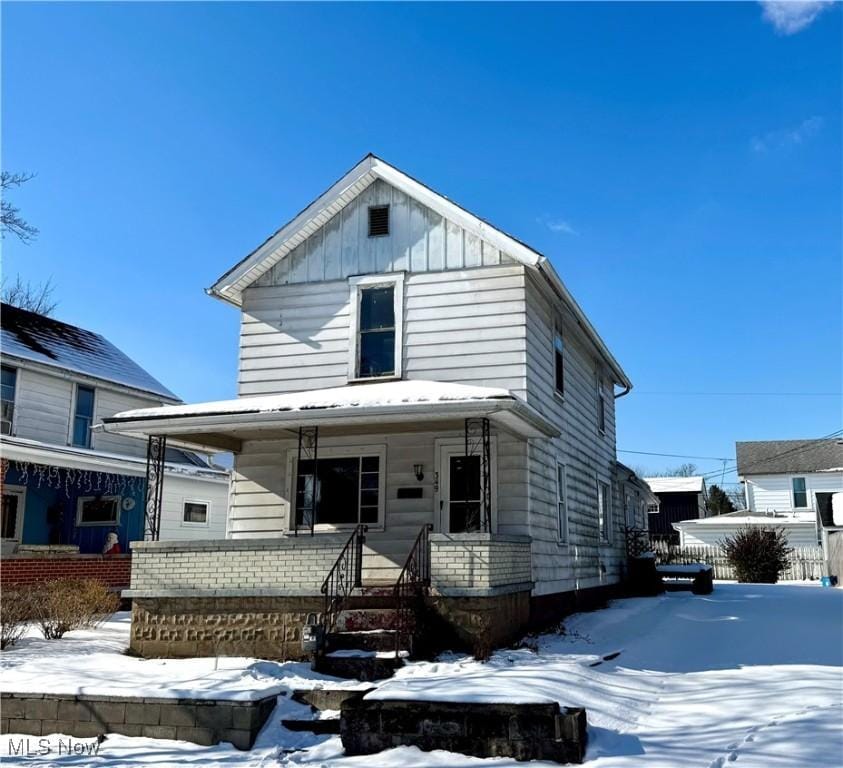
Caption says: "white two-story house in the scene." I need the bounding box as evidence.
[0,303,230,558]
[104,155,641,658]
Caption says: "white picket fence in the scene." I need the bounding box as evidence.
[650,541,825,581]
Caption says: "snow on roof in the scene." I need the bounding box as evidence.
[644,476,706,494]
[106,380,514,422]
[0,303,178,401]
[675,515,811,527]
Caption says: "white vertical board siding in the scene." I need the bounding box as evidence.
[745,472,843,514]
[523,272,623,595]
[252,179,512,289]
[158,474,231,541]
[228,429,530,581]
[238,264,528,397]
[11,367,73,445]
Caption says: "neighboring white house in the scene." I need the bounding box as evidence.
[103,153,640,654]
[0,303,230,554]
[674,439,843,548]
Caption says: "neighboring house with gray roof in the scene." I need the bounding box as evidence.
[675,438,842,548]
[1,303,230,555]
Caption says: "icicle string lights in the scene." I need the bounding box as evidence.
[8,460,142,498]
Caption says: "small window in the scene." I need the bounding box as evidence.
[597,377,607,434]
[1,365,16,436]
[359,285,395,378]
[553,326,565,395]
[647,502,660,515]
[556,463,568,543]
[792,477,808,508]
[368,205,390,237]
[77,495,120,526]
[183,501,209,524]
[598,480,611,542]
[295,455,381,527]
[72,384,95,448]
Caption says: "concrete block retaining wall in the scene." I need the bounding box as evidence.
[0,692,277,750]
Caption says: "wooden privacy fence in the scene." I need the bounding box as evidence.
[650,541,825,581]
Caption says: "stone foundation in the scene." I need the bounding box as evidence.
[131,596,323,660]
[0,692,277,750]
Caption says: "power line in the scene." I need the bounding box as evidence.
[618,449,729,461]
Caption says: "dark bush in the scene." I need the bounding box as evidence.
[31,578,119,639]
[722,527,791,583]
[0,587,36,650]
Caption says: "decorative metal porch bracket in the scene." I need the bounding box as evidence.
[296,426,319,536]
[144,435,167,541]
[464,417,491,533]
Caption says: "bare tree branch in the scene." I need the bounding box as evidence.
[1,275,58,316]
[1,171,39,243]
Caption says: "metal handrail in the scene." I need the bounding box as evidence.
[393,523,433,654]
[319,524,368,642]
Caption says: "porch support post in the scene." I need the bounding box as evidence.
[296,426,319,537]
[144,435,166,541]
[464,417,491,533]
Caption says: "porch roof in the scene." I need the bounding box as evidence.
[101,380,560,453]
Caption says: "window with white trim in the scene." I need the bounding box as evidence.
[647,501,660,515]
[348,274,404,381]
[597,480,611,542]
[72,384,95,448]
[597,375,607,435]
[553,325,564,396]
[77,496,120,526]
[1,365,17,436]
[556,463,568,543]
[291,446,386,529]
[183,500,209,524]
[792,477,808,508]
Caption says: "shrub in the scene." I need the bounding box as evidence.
[31,578,119,640]
[722,527,792,584]
[0,587,36,650]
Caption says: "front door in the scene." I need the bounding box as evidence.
[1,486,25,541]
[437,443,496,533]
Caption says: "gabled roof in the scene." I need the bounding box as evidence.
[208,153,631,389]
[644,476,707,494]
[736,439,843,476]
[0,303,179,401]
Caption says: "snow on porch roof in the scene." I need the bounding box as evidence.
[644,476,707,494]
[101,380,560,450]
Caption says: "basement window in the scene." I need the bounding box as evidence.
[368,205,390,237]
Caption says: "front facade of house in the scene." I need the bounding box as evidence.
[676,439,843,549]
[0,304,230,559]
[105,155,637,655]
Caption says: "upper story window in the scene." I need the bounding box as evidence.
[792,477,808,508]
[72,384,95,448]
[368,205,390,237]
[556,462,568,543]
[598,480,611,542]
[597,376,607,434]
[1,365,17,436]
[553,325,565,396]
[348,274,404,381]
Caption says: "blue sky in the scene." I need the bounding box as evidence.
[3,2,841,482]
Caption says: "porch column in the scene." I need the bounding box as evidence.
[144,435,166,541]
[295,426,319,536]
[465,417,491,533]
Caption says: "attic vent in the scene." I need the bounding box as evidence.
[368,205,390,237]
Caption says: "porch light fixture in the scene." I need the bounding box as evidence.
[414,464,424,482]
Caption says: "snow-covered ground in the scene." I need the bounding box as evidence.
[2,583,841,766]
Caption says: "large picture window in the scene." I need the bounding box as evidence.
[294,453,382,528]
[348,274,404,381]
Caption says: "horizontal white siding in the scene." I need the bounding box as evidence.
[746,472,843,513]
[679,522,819,548]
[11,367,73,445]
[159,474,231,541]
[238,264,528,397]
[94,388,163,457]
[523,272,625,596]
